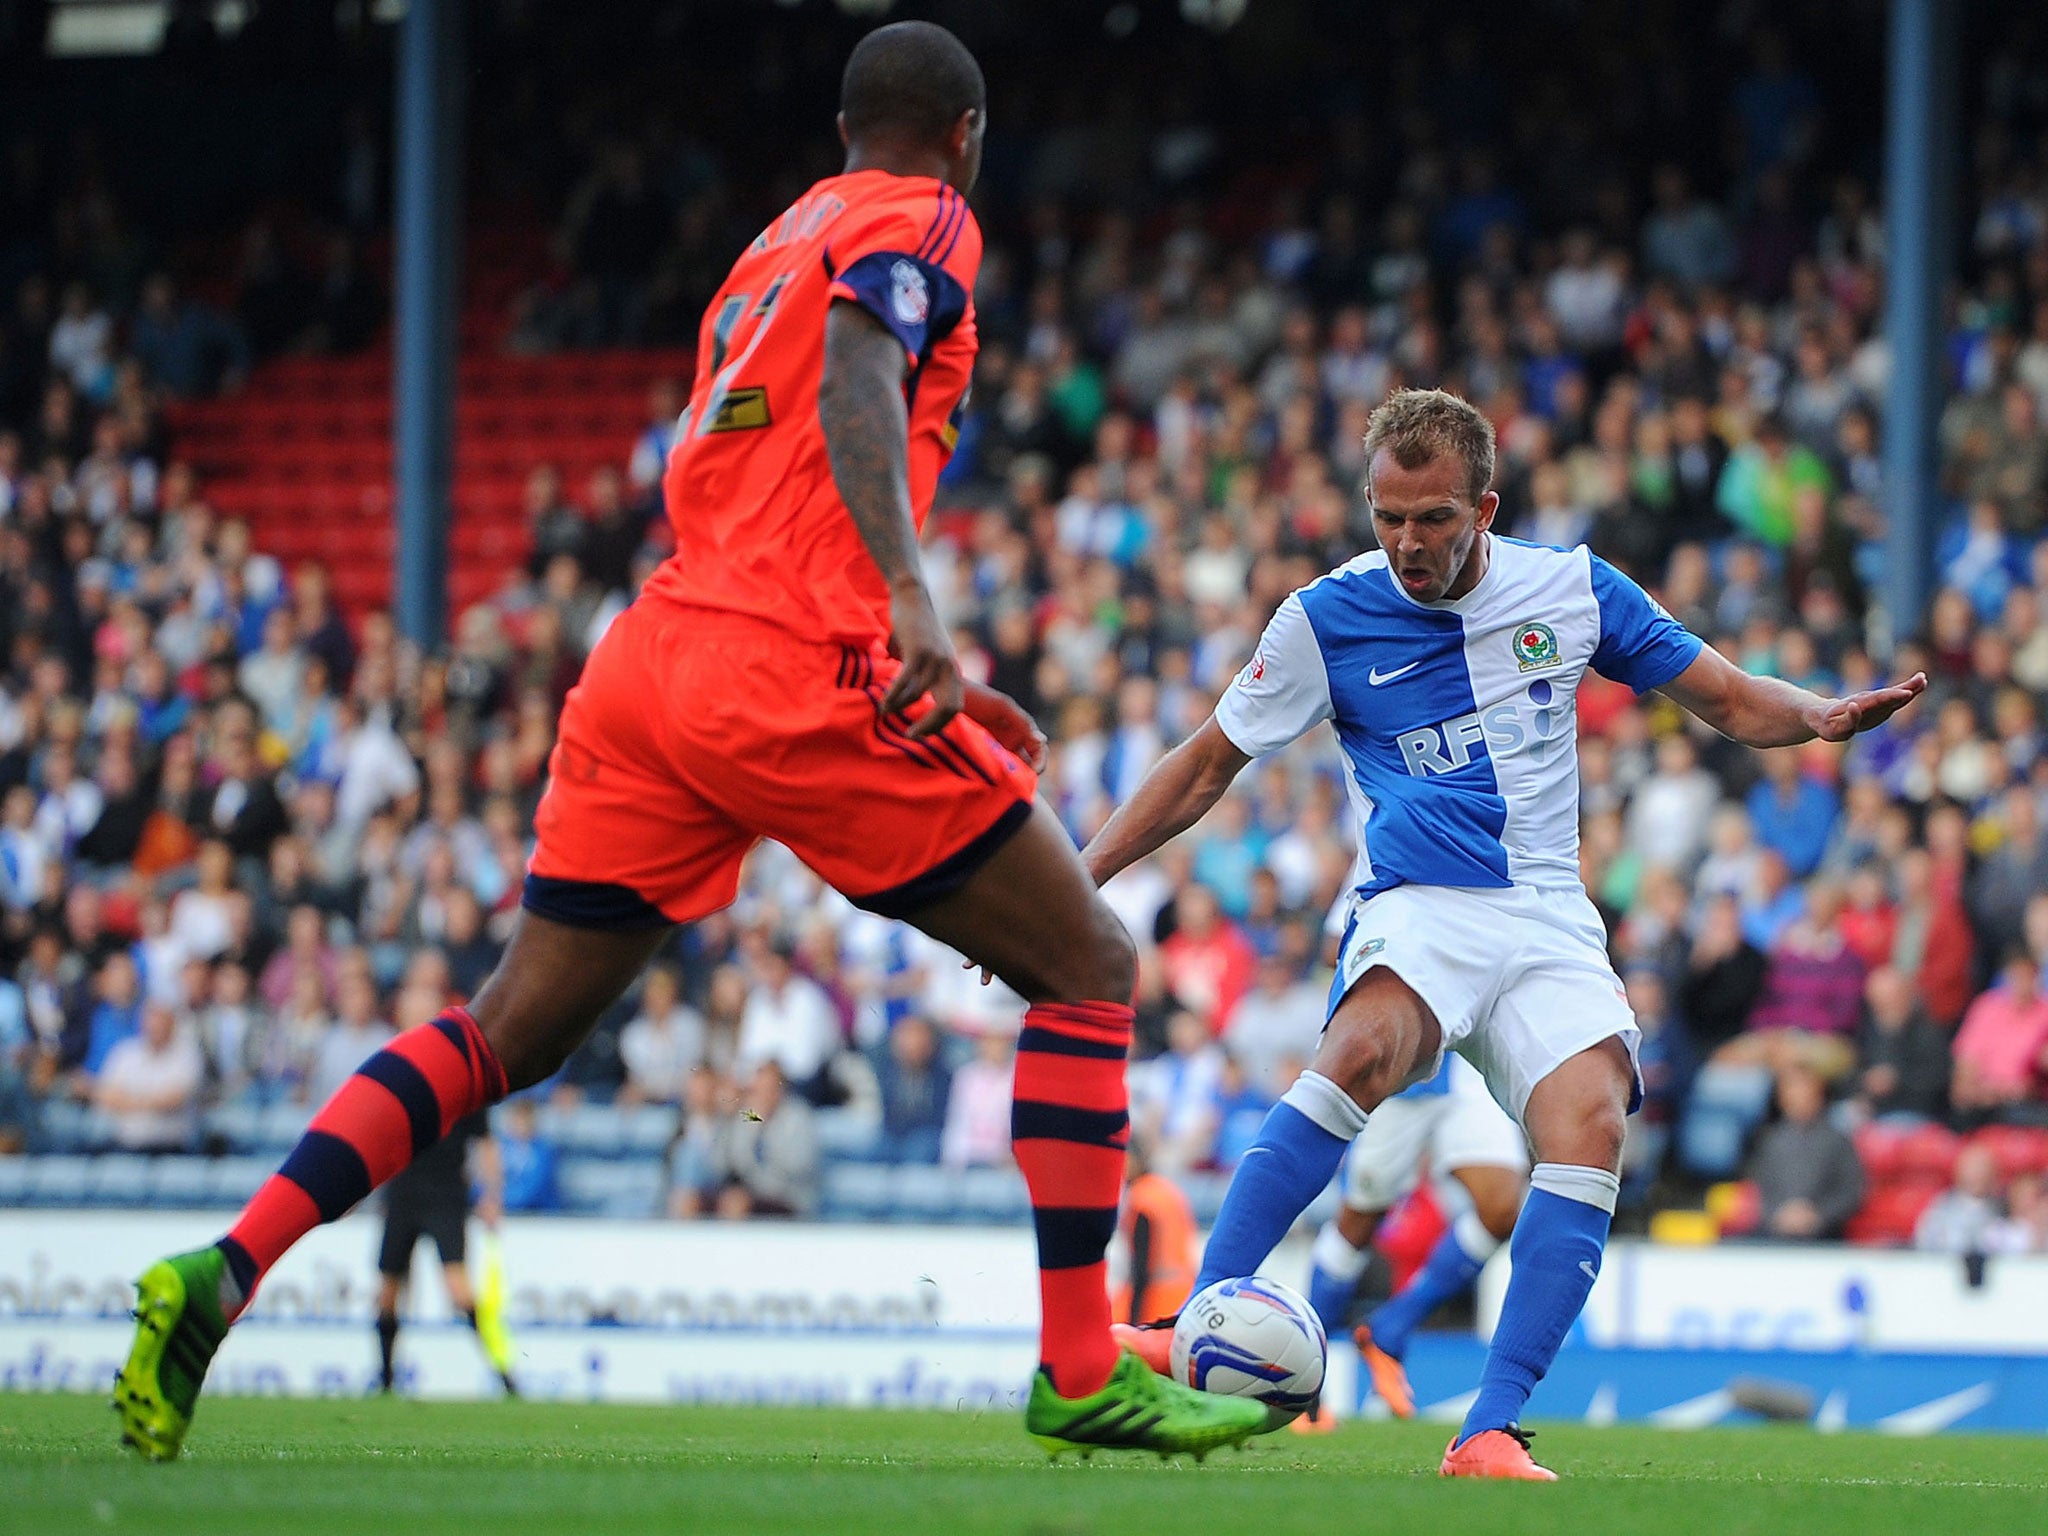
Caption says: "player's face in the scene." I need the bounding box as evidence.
[1366,450,1499,602]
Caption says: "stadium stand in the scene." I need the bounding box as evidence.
[4,2,2048,1253]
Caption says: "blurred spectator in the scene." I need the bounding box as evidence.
[1851,965,1952,1123]
[1724,877,1866,1075]
[1159,884,1256,1033]
[260,906,338,1013]
[665,1066,726,1217]
[198,961,260,1100]
[498,1098,563,1214]
[1113,1140,1198,1327]
[1914,1142,2006,1254]
[941,1030,1015,1170]
[262,970,331,1102]
[1209,1052,1274,1169]
[128,273,248,398]
[627,380,683,498]
[617,965,704,1106]
[1745,748,1839,879]
[1951,952,2048,1120]
[166,840,238,964]
[1626,968,1695,1193]
[308,965,394,1103]
[867,1013,951,1165]
[1748,1065,1865,1240]
[1222,947,1323,1096]
[0,974,30,1147]
[1628,734,1720,871]
[82,952,144,1081]
[92,1001,203,1152]
[1988,1173,2048,1254]
[736,932,840,1102]
[1131,1010,1225,1174]
[697,1062,819,1220]
[1968,787,2048,964]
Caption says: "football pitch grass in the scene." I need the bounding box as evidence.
[3,1394,2046,1536]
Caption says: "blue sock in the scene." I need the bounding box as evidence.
[1366,1210,1500,1360]
[1194,1072,1367,1295]
[1459,1164,1617,1446]
[1306,1219,1371,1336]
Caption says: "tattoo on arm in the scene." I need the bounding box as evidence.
[819,303,918,586]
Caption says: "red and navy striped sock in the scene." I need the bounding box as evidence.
[1011,999,1133,1398]
[216,1008,506,1317]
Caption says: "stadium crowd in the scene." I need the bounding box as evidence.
[6,3,2048,1246]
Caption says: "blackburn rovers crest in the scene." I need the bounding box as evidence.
[1512,620,1561,672]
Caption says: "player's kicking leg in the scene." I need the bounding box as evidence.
[115,914,667,1459]
[1108,964,1431,1391]
[1307,1163,1523,1421]
[908,801,1268,1459]
[1108,966,1427,1383]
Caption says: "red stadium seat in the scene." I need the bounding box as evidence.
[1852,1124,1911,1181]
[1893,1124,1962,1182]
[1965,1125,2048,1181]
[187,340,694,628]
[1844,1176,1947,1247]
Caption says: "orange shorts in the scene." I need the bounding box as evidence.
[524,598,1037,928]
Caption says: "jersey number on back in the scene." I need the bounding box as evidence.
[701,275,791,435]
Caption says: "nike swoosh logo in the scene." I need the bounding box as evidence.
[1579,1261,1599,1282]
[1368,661,1423,686]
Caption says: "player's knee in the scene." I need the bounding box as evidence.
[1040,902,1136,1006]
[476,1018,572,1094]
[1536,1101,1627,1176]
[1582,1104,1628,1174]
[1313,1022,1405,1110]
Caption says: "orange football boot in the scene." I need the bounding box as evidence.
[1108,1320,1175,1376]
[1286,1400,1338,1435]
[1438,1426,1557,1481]
[1353,1323,1415,1420]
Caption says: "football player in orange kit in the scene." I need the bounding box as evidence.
[116,21,1267,1464]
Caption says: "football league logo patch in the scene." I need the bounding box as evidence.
[889,259,931,326]
[1512,620,1561,673]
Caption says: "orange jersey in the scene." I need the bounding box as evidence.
[641,169,981,645]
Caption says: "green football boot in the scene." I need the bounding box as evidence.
[114,1248,232,1462]
[1024,1349,1271,1461]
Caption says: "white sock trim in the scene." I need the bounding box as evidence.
[1451,1208,1502,1263]
[1283,1070,1370,1140]
[1531,1162,1621,1215]
[1311,1220,1370,1281]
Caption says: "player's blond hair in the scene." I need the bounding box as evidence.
[1362,388,1496,503]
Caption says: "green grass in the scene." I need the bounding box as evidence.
[3,1393,2046,1536]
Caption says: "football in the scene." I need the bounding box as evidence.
[1169,1276,1328,1427]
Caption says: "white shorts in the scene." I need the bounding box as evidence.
[1342,1053,1529,1212]
[1330,882,1642,1125]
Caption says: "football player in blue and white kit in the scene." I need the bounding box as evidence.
[1086,388,1923,1480]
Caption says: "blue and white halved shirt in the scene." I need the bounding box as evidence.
[1215,535,1703,901]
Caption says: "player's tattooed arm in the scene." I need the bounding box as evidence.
[1659,644,1926,747]
[819,300,962,740]
[1081,715,1251,887]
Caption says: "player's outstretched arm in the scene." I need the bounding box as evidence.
[1081,716,1251,887]
[1658,644,1927,748]
[819,300,961,740]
